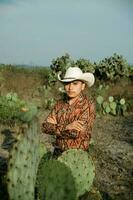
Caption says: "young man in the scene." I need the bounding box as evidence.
[42,67,95,153]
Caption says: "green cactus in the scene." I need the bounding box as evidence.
[117,98,127,116]
[96,95,104,115]
[102,101,109,110]
[75,58,95,73]
[19,103,38,122]
[120,98,125,105]
[109,101,117,115]
[58,149,95,198]
[102,101,110,114]
[110,101,117,110]
[49,53,75,85]
[7,118,40,200]
[0,92,26,123]
[96,96,104,105]
[108,96,114,103]
[95,53,129,81]
[0,92,38,123]
[39,142,48,160]
[96,95,128,116]
[105,106,111,114]
[36,159,77,200]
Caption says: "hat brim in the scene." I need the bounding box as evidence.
[58,72,95,87]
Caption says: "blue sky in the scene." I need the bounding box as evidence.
[0,0,133,66]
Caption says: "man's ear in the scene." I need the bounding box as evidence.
[81,83,86,91]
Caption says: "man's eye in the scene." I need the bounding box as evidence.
[64,83,69,86]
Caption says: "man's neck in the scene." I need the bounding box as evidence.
[68,95,81,105]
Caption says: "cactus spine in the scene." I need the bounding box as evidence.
[7,118,40,200]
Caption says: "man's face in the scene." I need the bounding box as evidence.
[64,80,85,98]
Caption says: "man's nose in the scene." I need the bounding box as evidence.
[69,83,73,89]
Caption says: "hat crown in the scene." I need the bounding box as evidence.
[64,67,83,79]
[58,66,95,87]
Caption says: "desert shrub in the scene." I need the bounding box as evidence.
[48,53,131,87]
[95,53,129,81]
[128,64,133,80]
[48,53,75,85]
[75,58,95,73]
[36,67,50,85]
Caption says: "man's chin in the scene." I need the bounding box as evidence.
[68,94,79,99]
[68,94,75,98]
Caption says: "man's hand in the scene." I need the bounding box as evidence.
[65,120,84,132]
[47,116,57,124]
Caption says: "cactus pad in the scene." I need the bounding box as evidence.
[7,118,40,200]
[19,103,38,122]
[58,149,95,197]
[36,159,77,200]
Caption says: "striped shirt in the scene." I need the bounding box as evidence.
[42,94,95,151]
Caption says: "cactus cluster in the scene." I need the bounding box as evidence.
[116,98,127,116]
[96,95,127,116]
[75,58,95,73]
[0,92,26,123]
[58,149,95,198]
[95,53,129,81]
[36,159,77,200]
[49,53,74,84]
[0,92,38,123]
[7,118,40,200]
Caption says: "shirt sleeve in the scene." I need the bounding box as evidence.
[79,100,96,131]
[57,100,96,140]
[42,100,96,140]
[42,103,78,139]
[42,103,58,135]
[42,101,63,137]
[42,120,56,135]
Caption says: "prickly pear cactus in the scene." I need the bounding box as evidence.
[36,159,77,200]
[7,118,40,200]
[58,149,95,198]
[19,103,38,122]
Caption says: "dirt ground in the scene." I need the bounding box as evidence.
[0,114,132,200]
[37,111,133,200]
[91,115,133,200]
[0,70,132,200]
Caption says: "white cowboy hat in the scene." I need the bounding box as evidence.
[58,67,95,87]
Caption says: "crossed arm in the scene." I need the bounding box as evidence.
[42,102,95,139]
